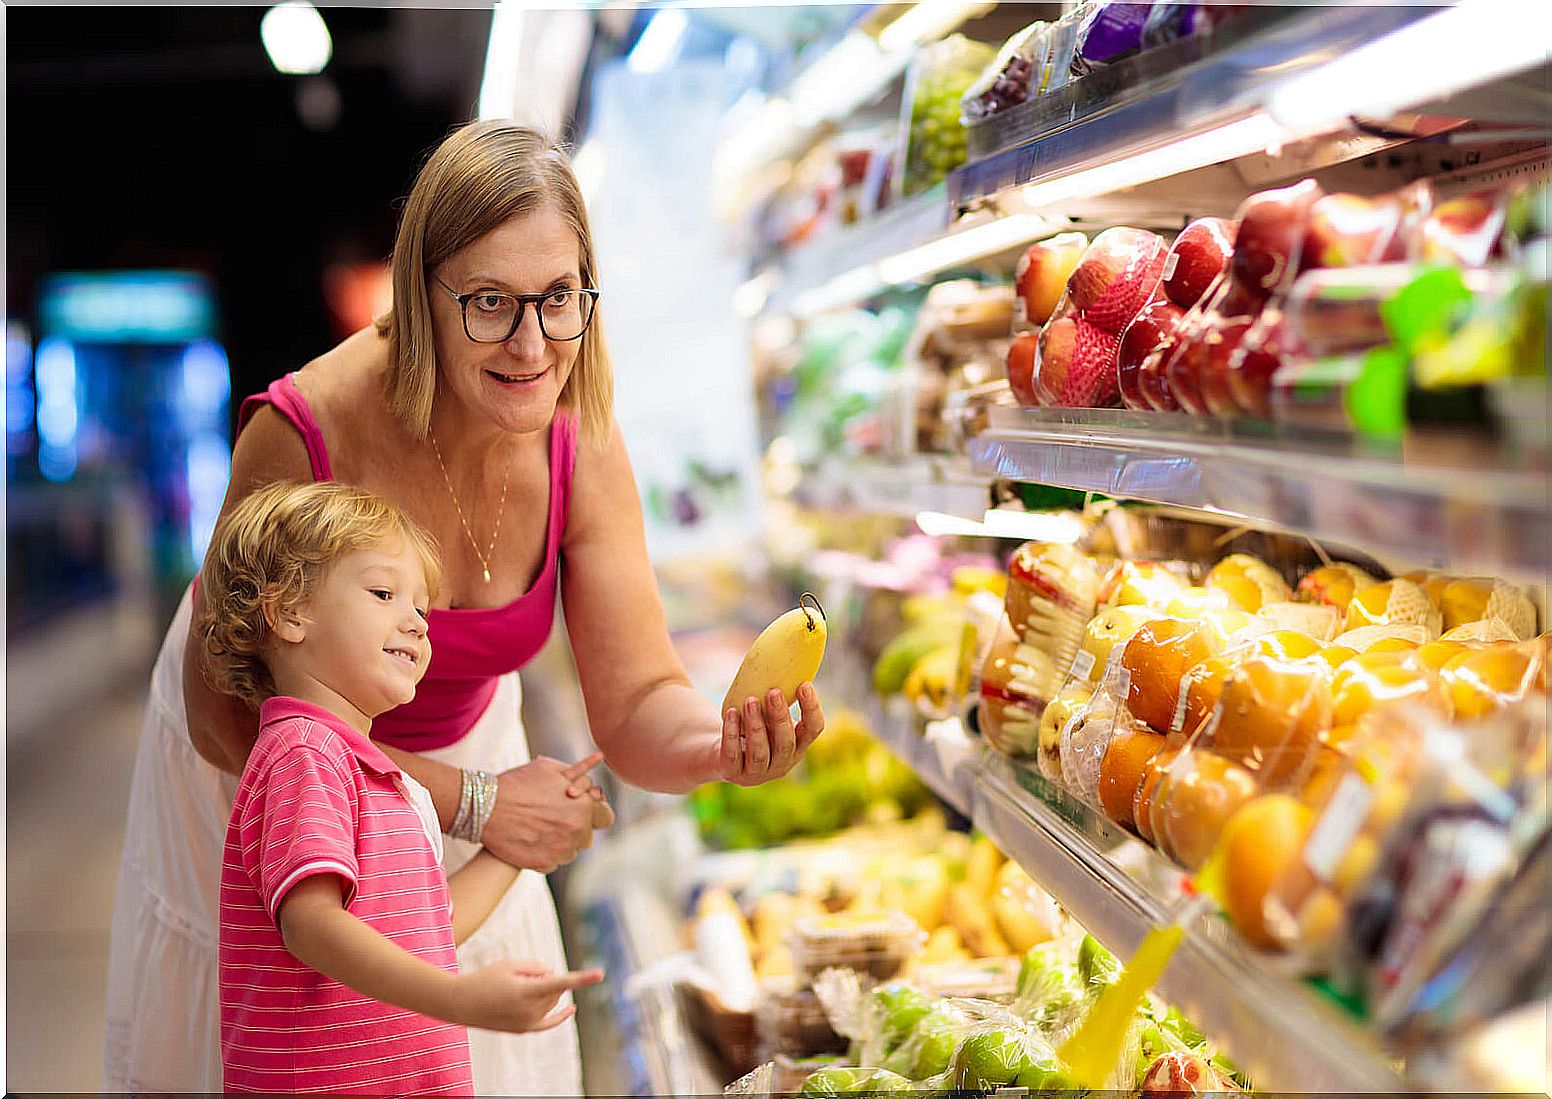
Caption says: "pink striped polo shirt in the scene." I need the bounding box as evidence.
[219,696,472,1094]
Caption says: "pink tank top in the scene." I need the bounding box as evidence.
[237,373,576,751]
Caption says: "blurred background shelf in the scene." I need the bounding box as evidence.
[969,405,1551,581]
[970,753,1408,1093]
[862,697,978,819]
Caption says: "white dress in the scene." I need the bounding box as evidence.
[103,585,583,1094]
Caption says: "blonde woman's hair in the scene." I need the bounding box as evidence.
[377,119,613,448]
[196,481,442,710]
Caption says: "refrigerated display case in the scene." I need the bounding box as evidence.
[576,2,1548,1094]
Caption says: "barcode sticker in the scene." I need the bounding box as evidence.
[1069,648,1096,683]
[1161,251,1179,283]
[1303,772,1377,880]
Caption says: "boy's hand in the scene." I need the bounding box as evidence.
[451,961,603,1033]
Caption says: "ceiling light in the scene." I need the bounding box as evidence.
[1019,112,1289,211]
[260,2,332,76]
[629,8,690,75]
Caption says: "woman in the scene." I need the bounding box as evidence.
[104,120,825,1095]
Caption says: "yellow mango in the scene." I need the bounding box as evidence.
[721,594,827,713]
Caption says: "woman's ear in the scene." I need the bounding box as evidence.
[261,592,309,644]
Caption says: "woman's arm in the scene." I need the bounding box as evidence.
[277,874,600,1031]
[561,424,825,793]
[182,405,317,775]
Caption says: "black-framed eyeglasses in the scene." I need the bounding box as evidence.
[433,274,599,343]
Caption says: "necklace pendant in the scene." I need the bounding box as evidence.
[482,567,492,583]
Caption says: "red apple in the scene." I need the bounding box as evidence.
[1162,217,1237,308]
[1197,315,1256,417]
[1036,315,1123,407]
[1230,179,1324,299]
[1067,227,1168,323]
[1226,310,1296,416]
[1117,300,1185,410]
[1007,330,1041,407]
[1137,343,1181,411]
[1304,192,1407,268]
[1015,231,1089,327]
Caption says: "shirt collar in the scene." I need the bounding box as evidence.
[259,696,401,778]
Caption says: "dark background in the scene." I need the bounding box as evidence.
[8,6,494,407]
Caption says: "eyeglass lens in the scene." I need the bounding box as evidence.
[464,291,594,342]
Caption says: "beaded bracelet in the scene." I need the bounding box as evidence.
[449,768,499,843]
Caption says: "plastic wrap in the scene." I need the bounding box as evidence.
[1003,541,1103,677]
[978,622,1052,759]
[898,35,996,198]
[1071,1,1152,76]
[961,20,1051,124]
[1098,560,1192,610]
[1165,178,1325,415]
[797,1065,914,1095]
[756,978,849,1062]
[788,911,925,985]
[1034,228,1170,407]
[1295,562,1380,609]
[1013,232,1090,330]
[1257,699,1547,1019]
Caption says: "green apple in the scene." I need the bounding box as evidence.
[949,1027,1037,1090]
[1077,934,1121,989]
[910,1004,969,1078]
[872,982,934,1045]
[1016,943,1065,1000]
[799,1066,912,1096]
[1016,1057,1082,1091]
[1160,1005,1206,1049]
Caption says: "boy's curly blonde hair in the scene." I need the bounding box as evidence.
[196,481,442,710]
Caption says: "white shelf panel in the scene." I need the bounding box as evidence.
[969,406,1551,582]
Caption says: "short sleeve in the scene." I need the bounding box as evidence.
[238,745,361,923]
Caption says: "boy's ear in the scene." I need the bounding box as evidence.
[261,592,309,644]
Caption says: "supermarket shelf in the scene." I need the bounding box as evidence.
[795,453,993,520]
[968,406,1552,581]
[768,188,950,312]
[970,753,1408,1092]
[949,4,1433,209]
[581,887,726,1098]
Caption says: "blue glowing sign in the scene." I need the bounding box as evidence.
[38,270,216,343]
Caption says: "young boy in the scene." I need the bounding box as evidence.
[198,480,601,1093]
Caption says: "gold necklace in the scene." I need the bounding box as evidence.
[428,430,509,584]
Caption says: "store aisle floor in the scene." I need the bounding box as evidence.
[7,679,145,1091]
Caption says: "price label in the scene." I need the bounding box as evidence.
[1068,647,1096,683]
[1303,772,1376,880]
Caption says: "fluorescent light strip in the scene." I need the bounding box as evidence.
[879,0,992,54]
[915,508,1085,543]
[876,213,1053,285]
[1265,0,1552,134]
[1021,112,1289,211]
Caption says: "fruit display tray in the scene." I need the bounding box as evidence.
[865,707,1407,1091]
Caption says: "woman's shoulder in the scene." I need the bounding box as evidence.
[291,327,403,473]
